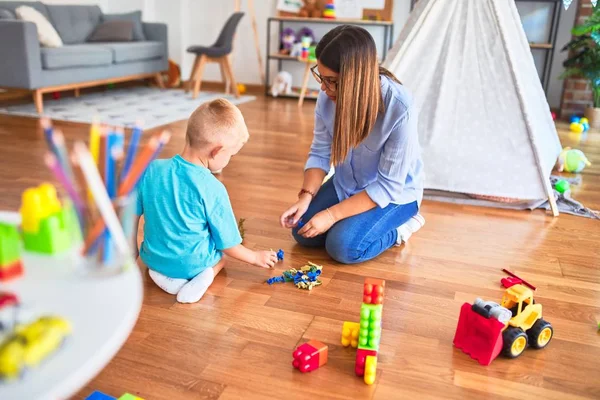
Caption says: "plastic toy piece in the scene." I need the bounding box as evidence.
[118,394,145,400]
[0,292,18,308]
[502,269,536,291]
[358,303,383,351]
[86,391,116,400]
[363,278,385,305]
[500,276,522,289]
[341,321,360,348]
[266,262,323,290]
[0,260,24,282]
[364,355,377,385]
[292,340,328,372]
[355,348,377,376]
[0,223,21,266]
[277,249,284,261]
[20,184,81,254]
[453,283,553,366]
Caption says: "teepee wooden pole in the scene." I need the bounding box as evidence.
[234,0,265,84]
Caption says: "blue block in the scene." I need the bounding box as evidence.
[86,391,116,400]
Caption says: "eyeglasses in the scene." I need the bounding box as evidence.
[311,65,338,91]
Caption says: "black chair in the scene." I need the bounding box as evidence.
[186,12,244,99]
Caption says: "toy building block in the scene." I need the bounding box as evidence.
[341,321,360,348]
[0,292,18,308]
[355,348,377,376]
[0,260,24,282]
[277,249,284,261]
[85,391,116,400]
[500,276,522,288]
[118,394,145,400]
[292,340,328,372]
[0,223,21,266]
[363,278,385,305]
[364,355,378,385]
[358,303,383,351]
[20,184,80,254]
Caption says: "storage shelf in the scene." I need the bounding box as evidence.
[268,16,393,26]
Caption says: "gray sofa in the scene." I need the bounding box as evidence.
[0,1,168,113]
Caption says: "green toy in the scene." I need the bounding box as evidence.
[556,147,591,173]
[0,223,21,266]
[554,179,570,194]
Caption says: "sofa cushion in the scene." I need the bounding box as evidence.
[16,5,63,48]
[0,9,15,19]
[0,2,50,20]
[102,11,145,41]
[41,44,112,69]
[102,41,164,63]
[88,20,134,42]
[46,5,102,44]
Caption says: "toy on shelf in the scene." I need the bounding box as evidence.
[554,179,571,194]
[454,282,552,366]
[292,340,328,372]
[0,223,24,282]
[556,147,591,173]
[341,321,360,348]
[296,27,316,46]
[270,71,293,97]
[0,315,72,380]
[323,0,336,19]
[266,261,323,290]
[279,28,296,55]
[298,0,322,18]
[277,249,284,261]
[569,116,590,133]
[301,36,311,60]
[19,183,81,255]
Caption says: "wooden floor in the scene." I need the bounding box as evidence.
[0,94,599,400]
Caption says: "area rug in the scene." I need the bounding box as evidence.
[0,87,256,129]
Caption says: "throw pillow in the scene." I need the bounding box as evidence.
[88,20,134,42]
[15,6,63,48]
[0,8,15,20]
[102,11,145,41]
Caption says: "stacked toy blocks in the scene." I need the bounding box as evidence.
[0,222,23,281]
[20,183,81,254]
[323,0,336,19]
[341,277,385,385]
[292,339,328,372]
[86,391,145,400]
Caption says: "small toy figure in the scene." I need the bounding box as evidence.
[301,36,311,59]
[296,27,316,45]
[292,340,328,372]
[279,28,296,55]
[266,262,323,290]
[277,249,284,261]
[556,147,591,173]
[298,0,322,18]
[271,71,293,97]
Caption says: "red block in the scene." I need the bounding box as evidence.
[453,303,505,366]
[0,260,23,282]
[292,340,328,373]
[500,276,522,288]
[0,292,18,308]
[355,348,377,376]
[363,278,385,305]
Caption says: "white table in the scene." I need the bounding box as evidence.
[0,212,143,400]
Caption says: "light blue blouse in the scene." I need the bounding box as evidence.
[305,75,424,208]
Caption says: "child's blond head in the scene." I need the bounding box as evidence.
[186,99,248,149]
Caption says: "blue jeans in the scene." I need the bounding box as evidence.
[292,178,418,264]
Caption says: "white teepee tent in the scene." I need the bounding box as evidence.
[384,0,562,215]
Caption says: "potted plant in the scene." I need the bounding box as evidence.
[561,5,600,128]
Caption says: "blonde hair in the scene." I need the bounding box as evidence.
[186,98,248,149]
[316,25,400,165]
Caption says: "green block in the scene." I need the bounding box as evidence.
[357,303,382,351]
[118,394,144,400]
[22,200,82,255]
[0,223,21,265]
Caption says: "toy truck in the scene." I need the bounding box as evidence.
[454,283,553,365]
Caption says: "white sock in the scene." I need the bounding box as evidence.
[176,268,215,303]
[396,213,425,245]
[149,269,188,295]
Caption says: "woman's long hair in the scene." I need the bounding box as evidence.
[316,25,400,165]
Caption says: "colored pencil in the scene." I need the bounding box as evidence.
[89,117,101,165]
[98,128,107,184]
[71,155,95,232]
[121,121,143,181]
[74,142,131,257]
[40,117,54,148]
[51,130,75,182]
[44,153,85,229]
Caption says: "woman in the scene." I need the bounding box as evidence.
[279,25,425,264]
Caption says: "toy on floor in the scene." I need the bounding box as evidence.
[501,269,536,291]
[20,183,81,254]
[569,116,590,133]
[556,147,591,173]
[292,340,328,372]
[86,392,145,400]
[266,261,323,290]
[236,83,247,95]
[277,249,284,261]
[0,222,24,282]
[454,280,552,366]
[0,292,19,333]
[0,315,72,380]
[339,278,385,385]
[554,179,571,194]
[271,71,292,97]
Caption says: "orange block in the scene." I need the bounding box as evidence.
[363,278,385,305]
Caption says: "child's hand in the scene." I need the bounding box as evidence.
[253,250,278,269]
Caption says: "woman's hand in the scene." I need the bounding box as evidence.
[253,250,278,269]
[280,194,312,228]
[297,209,336,238]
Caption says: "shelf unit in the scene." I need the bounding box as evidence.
[409,0,562,93]
[265,16,395,101]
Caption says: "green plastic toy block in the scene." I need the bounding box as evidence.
[357,303,383,352]
[22,201,81,255]
[0,223,21,266]
[118,393,144,400]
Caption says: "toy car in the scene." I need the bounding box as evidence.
[0,316,72,380]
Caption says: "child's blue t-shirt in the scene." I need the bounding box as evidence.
[136,155,241,279]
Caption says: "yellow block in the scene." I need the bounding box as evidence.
[341,321,360,348]
[364,355,377,385]
[20,183,61,233]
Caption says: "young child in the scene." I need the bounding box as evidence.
[134,99,277,303]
